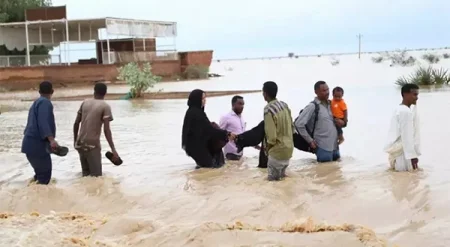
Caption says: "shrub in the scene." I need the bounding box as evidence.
[389,49,416,67]
[443,53,450,59]
[395,76,411,86]
[422,53,440,64]
[395,67,450,86]
[117,62,162,98]
[182,65,209,79]
[371,56,384,63]
[432,67,450,84]
[410,67,434,85]
[288,52,294,58]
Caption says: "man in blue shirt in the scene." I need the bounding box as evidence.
[21,81,59,185]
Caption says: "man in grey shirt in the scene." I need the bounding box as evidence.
[294,81,345,162]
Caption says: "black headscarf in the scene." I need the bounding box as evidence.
[187,89,205,111]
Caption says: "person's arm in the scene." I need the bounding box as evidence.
[73,102,83,144]
[37,100,55,142]
[102,104,117,153]
[342,101,348,123]
[218,115,228,130]
[294,103,315,143]
[264,109,277,151]
[399,109,417,160]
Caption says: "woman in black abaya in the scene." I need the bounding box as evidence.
[182,89,232,168]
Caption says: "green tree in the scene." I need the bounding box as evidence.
[0,0,53,62]
[117,62,162,98]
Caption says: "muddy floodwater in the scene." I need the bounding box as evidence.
[1,53,450,246]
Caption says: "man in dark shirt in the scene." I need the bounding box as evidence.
[21,81,59,184]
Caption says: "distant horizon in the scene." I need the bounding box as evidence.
[212,46,450,61]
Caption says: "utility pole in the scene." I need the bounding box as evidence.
[357,34,363,59]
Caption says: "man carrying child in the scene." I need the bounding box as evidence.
[294,81,344,162]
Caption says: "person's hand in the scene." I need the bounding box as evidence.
[112,150,119,160]
[411,158,419,170]
[335,119,345,127]
[309,140,317,150]
[50,140,58,151]
[228,133,237,141]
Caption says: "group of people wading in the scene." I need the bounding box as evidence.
[19,79,421,184]
[182,81,422,181]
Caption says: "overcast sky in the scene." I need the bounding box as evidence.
[53,0,450,59]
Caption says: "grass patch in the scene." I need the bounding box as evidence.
[395,66,450,86]
[371,56,384,63]
[389,49,416,67]
[422,53,440,64]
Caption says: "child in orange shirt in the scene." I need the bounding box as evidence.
[331,87,348,144]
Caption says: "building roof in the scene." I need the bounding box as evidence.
[0,17,177,49]
[0,17,176,32]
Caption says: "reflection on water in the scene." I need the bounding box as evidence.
[1,54,450,246]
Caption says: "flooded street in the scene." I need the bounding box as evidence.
[1,53,450,246]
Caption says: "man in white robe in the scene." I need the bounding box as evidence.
[384,83,421,171]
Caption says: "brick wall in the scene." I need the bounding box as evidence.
[179,50,213,72]
[0,51,213,91]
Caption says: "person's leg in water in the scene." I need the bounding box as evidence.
[26,153,52,185]
[78,149,91,176]
[211,149,225,168]
[336,118,346,144]
[191,148,215,169]
[225,153,242,161]
[332,147,341,161]
[258,139,268,168]
[235,120,267,168]
[82,147,103,177]
[267,155,289,181]
[315,147,334,163]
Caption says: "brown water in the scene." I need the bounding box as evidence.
[1,53,450,246]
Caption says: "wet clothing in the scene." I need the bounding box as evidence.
[263,99,294,161]
[267,156,289,181]
[316,147,340,162]
[225,153,242,161]
[182,89,229,168]
[21,96,56,184]
[75,99,113,176]
[26,153,52,184]
[78,147,102,176]
[384,104,421,171]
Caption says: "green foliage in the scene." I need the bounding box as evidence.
[432,67,450,84]
[395,76,410,87]
[422,53,440,64]
[0,0,53,58]
[395,66,450,86]
[182,65,209,79]
[117,62,162,98]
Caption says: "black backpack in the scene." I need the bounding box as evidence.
[293,101,320,153]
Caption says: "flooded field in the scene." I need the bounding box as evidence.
[1,51,450,246]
